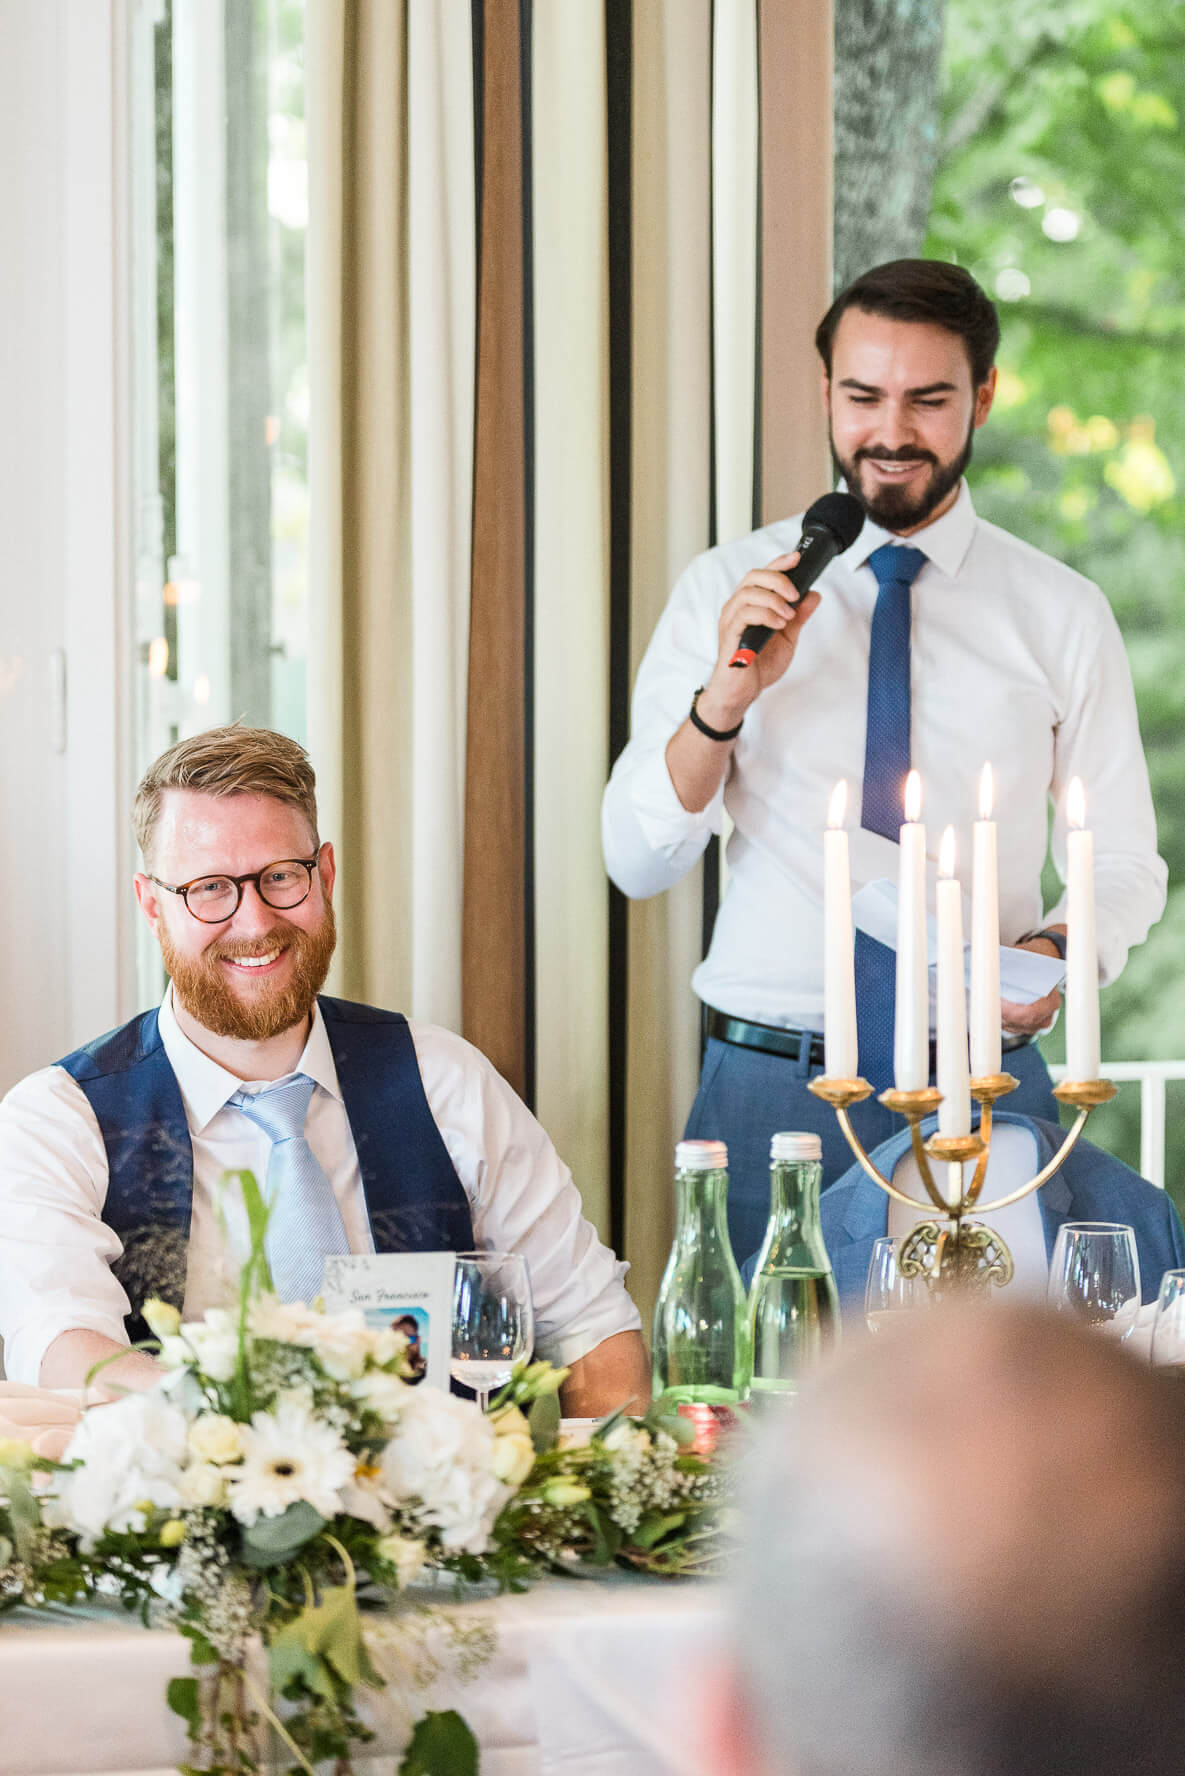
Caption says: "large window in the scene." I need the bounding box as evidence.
[130,0,308,995]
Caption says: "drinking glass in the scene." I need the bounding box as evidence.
[450,1251,534,1411]
[1046,1222,1140,1341]
[865,1236,925,1332]
[1149,1269,1185,1374]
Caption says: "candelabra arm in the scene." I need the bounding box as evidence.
[967,1107,1092,1216]
[835,1106,953,1211]
[905,1116,951,1215]
[962,1097,994,1210]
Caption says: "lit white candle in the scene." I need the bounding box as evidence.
[936,826,972,1139]
[894,769,928,1091]
[824,781,859,1080]
[1065,778,1100,1082]
[970,763,1002,1079]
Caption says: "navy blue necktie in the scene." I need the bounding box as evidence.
[854,544,928,1091]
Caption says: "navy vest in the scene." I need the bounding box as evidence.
[57,996,475,1339]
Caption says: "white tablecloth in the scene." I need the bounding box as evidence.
[0,1571,724,1776]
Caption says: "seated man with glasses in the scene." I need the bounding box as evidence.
[0,726,648,1416]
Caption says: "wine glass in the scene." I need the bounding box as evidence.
[1149,1269,1185,1373]
[1046,1222,1140,1341]
[865,1236,925,1332]
[450,1251,534,1411]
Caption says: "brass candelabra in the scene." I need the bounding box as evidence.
[808,1070,1116,1291]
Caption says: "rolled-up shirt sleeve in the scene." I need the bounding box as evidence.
[410,1025,641,1365]
[0,1067,132,1384]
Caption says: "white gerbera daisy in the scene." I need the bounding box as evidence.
[227,1401,355,1526]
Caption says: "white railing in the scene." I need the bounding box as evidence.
[1048,1062,1185,1190]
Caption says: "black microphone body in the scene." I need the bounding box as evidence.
[729,491,864,668]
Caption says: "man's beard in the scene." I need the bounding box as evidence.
[831,417,975,532]
[161,903,337,1042]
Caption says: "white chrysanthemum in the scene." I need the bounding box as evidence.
[379,1387,506,1554]
[340,1468,393,1532]
[50,1390,189,1546]
[247,1296,327,1345]
[227,1401,355,1526]
[350,1368,413,1426]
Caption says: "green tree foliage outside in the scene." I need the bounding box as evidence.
[926,1,1185,1202]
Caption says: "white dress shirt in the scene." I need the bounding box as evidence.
[603,482,1165,1028]
[0,992,640,1385]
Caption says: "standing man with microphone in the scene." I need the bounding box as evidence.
[603,259,1165,1262]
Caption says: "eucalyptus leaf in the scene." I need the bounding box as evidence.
[239,1500,326,1567]
[527,1390,561,1454]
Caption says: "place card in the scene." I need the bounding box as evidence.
[321,1251,457,1391]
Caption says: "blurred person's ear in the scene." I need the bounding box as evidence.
[699,1660,773,1776]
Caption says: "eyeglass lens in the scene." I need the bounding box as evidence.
[186,862,313,922]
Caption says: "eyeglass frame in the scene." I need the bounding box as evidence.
[148,852,324,923]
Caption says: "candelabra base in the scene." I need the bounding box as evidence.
[897,1216,1015,1295]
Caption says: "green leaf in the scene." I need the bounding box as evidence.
[267,1580,382,1707]
[399,1710,479,1776]
[239,1501,326,1567]
[527,1390,561,1454]
[630,1511,687,1551]
[582,1503,624,1566]
[166,1676,200,1730]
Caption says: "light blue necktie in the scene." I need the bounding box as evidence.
[230,1074,349,1302]
[854,544,929,1092]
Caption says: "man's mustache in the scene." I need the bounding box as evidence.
[855,446,937,466]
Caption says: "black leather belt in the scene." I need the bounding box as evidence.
[704,1007,1032,1069]
[704,1008,828,1066]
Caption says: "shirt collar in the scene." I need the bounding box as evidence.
[157,987,343,1133]
[841,479,978,582]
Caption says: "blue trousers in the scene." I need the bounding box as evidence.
[683,1033,1059,1268]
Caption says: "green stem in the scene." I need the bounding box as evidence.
[241,1668,319,1776]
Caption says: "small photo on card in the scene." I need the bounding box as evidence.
[322,1252,456,1392]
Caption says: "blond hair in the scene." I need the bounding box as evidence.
[133,725,319,861]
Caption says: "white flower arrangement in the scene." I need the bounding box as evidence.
[0,1199,730,1775]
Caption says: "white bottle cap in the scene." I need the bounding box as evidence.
[675,1139,729,1171]
[770,1132,822,1162]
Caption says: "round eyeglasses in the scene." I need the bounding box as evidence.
[149,855,321,923]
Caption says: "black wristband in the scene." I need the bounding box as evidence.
[1019,927,1068,960]
[689,686,743,742]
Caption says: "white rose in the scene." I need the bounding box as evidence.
[179,1462,228,1509]
[375,1533,428,1589]
[187,1414,243,1466]
[248,1297,326,1345]
[490,1430,535,1488]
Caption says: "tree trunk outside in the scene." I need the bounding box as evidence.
[833,0,947,294]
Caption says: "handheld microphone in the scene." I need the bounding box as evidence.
[728,491,864,668]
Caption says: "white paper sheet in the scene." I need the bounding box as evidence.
[851,879,1065,1007]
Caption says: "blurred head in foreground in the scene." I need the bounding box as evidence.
[710,1303,1185,1776]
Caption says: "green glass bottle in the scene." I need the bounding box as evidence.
[652,1139,752,1404]
[748,1132,839,1405]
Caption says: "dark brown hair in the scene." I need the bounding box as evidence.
[816,259,1000,387]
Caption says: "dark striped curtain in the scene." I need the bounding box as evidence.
[308,0,834,1330]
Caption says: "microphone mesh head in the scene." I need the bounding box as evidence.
[803,490,864,548]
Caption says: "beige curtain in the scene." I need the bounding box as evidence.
[304,0,833,1337]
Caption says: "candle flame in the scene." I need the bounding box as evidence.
[828,780,848,829]
[904,769,922,824]
[979,762,993,821]
[939,825,957,877]
[1067,777,1086,829]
